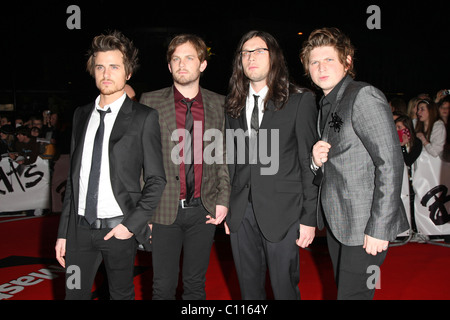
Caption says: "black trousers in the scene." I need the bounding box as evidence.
[230,202,301,300]
[65,221,137,300]
[151,204,216,300]
[326,229,387,300]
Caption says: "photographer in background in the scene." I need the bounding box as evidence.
[435,89,450,104]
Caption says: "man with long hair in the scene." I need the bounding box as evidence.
[55,30,166,299]
[224,30,318,299]
[301,27,409,299]
[140,34,230,300]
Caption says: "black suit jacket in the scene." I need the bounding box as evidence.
[226,91,318,242]
[57,96,166,250]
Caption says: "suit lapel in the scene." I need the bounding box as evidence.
[159,87,178,148]
[201,88,214,134]
[321,76,353,142]
[236,107,249,150]
[71,103,95,205]
[109,96,134,149]
[239,111,248,131]
[259,100,275,130]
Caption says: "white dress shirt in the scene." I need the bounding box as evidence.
[246,85,268,132]
[78,93,126,219]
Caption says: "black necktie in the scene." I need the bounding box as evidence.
[251,95,259,136]
[84,108,111,224]
[182,99,195,203]
[248,95,259,202]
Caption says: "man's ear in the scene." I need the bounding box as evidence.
[345,55,352,72]
[200,59,207,73]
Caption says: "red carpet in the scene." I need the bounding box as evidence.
[1,215,449,300]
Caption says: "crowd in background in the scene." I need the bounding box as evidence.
[391,89,450,170]
[0,109,71,215]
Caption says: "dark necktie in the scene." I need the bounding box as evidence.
[248,95,259,202]
[182,99,195,203]
[84,108,111,224]
[251,94,259,136]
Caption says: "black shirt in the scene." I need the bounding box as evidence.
[319,76,347,135]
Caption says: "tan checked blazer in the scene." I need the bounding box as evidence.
[140,86,230,225]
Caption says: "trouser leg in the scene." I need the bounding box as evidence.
[230,202,267,300]
[326,229,387,300]
[181,205,216,300]
[64,226,103,300]
[100,231,137,300]
[264,221,300,300]
[152,221,184,300]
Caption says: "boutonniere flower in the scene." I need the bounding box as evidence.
[329,112,343,132]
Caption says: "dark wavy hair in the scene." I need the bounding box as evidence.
[225,30,301,119]
[86,30,139,77]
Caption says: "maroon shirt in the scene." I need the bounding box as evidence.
[174,86,204,200]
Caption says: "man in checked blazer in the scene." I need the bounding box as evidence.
[140,34,230,300]
[301,27,409,299]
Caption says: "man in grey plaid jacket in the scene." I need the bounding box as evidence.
[302,27,409,299]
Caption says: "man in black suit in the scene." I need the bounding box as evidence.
[55,31,166,300]
[224,30,318,300]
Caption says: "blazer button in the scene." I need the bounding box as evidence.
[175,176,179,180]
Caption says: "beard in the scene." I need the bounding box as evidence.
[97,79,126,96]
[172,69,201,86]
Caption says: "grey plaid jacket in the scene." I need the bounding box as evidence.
[140,86,230,225]
[317,76,409,245]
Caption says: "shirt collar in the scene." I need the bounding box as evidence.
[95,93,127,114]
[320,76,346,107]
[173,86,203,105]
[249,84,268,102]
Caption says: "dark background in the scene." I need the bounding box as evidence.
[0,0,448,123]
